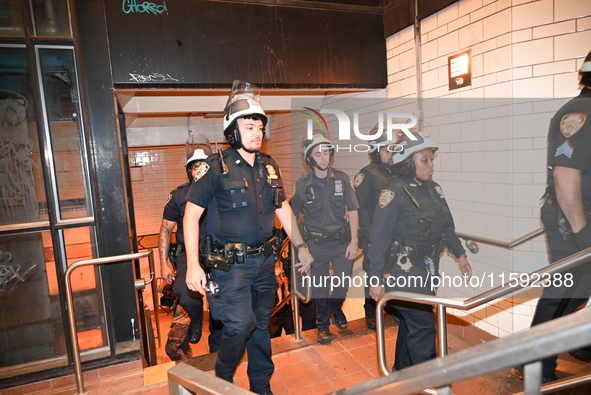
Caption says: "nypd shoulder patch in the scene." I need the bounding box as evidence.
[193,162,210,182]
[354,173,364,189]
[560,113,587,138]
[379,189,395,208]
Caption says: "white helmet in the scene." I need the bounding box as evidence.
[392,132,438,164]
[303,133,334,168]
[186,148,208,167]
[223,80,267,148]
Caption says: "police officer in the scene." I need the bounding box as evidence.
[354,131,397,330]
[183,81,313,395]
[159,146,224,351]
[368,132,471,370]
[515,50,591,383]
[291,133,360,345]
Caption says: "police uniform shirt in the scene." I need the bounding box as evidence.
[163,183,190,244]
[354,162,394,238]
[367,177,465,281]
[547,86,591,199]
[185,147,284,246]
[291,167,359,235]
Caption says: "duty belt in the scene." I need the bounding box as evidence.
[211,242,266,260]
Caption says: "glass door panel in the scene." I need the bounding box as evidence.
[37,47,93,222]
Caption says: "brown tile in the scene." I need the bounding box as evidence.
[452,376,485,395]
[303,342,346,359]
[330,370,375,390]
[288,380,336,395]
[270,373,287,394]
[273,349,312,368]
[1,380,52,395]
[339,333,375,350]
[140,383,170,395]
[95,373,145,394]
[312,351,365,379]
[274,360,329,391]
[98,360,143,377]
[347,344,380,370]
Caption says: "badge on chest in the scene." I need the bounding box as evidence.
[334,179,343,196]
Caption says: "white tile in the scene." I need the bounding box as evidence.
[512,0,553,30]
[513,75,553,98]
[578,16,591,31]
[421,40,438,63]
[533,20,576,40]
[511,114,551,140]
[485,182,512,206]
[513,184,545,208]
[511,28,532,44]
[428,24,449,42]
[483,8,511,41]
[533,60,578,77]
[555,30,591,61]
[555,0,591,23]
[512,148,546,172]
[512,37,553,68]
[459,0,483,16]
[554,72,581,99]
[421,13,439,34]
[438,30,460,56]
[471,2,497,23]
[483,45,512,75]
[449,14,471,33]
[485,150,512,173]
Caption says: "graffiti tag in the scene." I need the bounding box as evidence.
[129,73,179,83]
[122,0,168,15]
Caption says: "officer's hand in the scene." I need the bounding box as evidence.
[295,247,314,273]
[186,265,207,296]
[345,243,361,260]
[457,255,472,279]
[370,285,385,301]
[161,264,174,284]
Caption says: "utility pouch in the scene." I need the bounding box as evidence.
[299,223,310,241]
[337,225,352,245]
[264,236,277,257]
[225,242,245,264]
[310,231,325,244]
[201,253,232,271]
[383,240,401,273]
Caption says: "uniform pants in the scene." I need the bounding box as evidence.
[173,252,204,329]
[531,201,591,377]
[207,253,276,395]
[387,263,436,370]
[308,241,353,328]
[361,244,377,319]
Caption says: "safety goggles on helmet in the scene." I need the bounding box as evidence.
[223,80,267,132]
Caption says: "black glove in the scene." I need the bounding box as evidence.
[572,223,591,250]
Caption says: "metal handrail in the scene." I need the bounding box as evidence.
[456,227,545,251]
[332,307,591,395]
[64,249,155,395]
[271,239,312,341]
[375,246,591,376]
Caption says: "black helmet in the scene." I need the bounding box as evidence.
[392,132,438,178]
[580,50,591,87]
[302,133,334,169]
[223,80,268,149]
